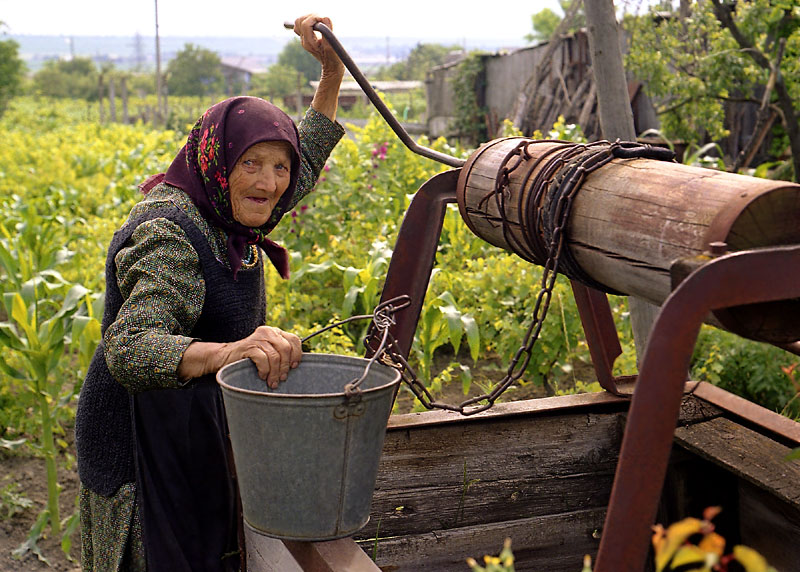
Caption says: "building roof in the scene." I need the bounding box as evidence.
[220,56,267,74]
[309,80,422,95]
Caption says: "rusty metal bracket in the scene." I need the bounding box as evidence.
[366,169,460,359]
[570,281,625,395]
[594,244,800,572]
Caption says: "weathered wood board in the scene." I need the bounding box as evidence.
[243,388,798,572]
[348,391,798,572]
[353,392,730,571]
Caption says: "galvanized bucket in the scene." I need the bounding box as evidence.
[217,353,400,541]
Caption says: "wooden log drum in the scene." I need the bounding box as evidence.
[457,137,800,343]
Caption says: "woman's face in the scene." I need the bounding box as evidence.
[229,141,293,227]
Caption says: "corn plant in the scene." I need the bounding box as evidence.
[0,273,101,560]
[412,289,480,384]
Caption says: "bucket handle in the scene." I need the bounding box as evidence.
[302,296,411,400]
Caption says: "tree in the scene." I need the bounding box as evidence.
[527,8,562,42]
[625,0,800,180]
[377,43,458,81]
[526,1,586,43]
[251,64,298,101]
[0,22,24,115]
[32,57,98,100]
[166,43,224,97]
[277,39,320,84]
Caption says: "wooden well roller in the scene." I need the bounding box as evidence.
[457,137,800,344]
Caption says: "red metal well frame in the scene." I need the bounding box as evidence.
[374,170,800,571]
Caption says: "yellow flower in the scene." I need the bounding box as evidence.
[732,545,770,572]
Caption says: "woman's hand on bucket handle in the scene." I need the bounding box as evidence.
[178,326,302,388]
[226,326,302,388]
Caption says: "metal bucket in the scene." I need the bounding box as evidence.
[217,353,400,541]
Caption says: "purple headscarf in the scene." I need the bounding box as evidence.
[159,96,301,278]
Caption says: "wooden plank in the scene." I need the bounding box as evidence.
[366,394,718,538]
[245,528,380,572]
[314,538,382,571]
[245,530,304,572]
[359,509,605,571]
[674,416,800,510]
[361,411,625,538]
[738,481,800,572]
[386,386,714,431]
[692,381,800,445]
[284,539,381,572]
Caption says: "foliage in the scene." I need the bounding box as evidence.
[0,97,181,559]
[166,43,224,97]
[527,9,562,43]
[339,87,427,123]
[466,538,516,572]
[526,1,586,43]
[0,481,33,520]
[251,63,301,102]
[466,508,777,571]
[691,327,800,417]
[278,39,321,84]
[376,43,459,81]
[0,24,24,116]
[624,0,800,178]
[451,52,488,145]
[2,95,799,562]
[652,507,777,572]
[0,242,102,555]
[32,57,99,101]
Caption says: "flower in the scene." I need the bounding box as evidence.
[215,171,228,190]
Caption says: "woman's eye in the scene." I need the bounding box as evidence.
[276,163,288,172]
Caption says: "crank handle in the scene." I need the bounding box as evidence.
[283,20,465,168]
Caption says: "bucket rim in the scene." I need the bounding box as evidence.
[216,353,401,399]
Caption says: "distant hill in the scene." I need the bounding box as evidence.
[11,34,525,72]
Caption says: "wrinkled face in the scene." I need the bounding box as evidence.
[229,141,293,228]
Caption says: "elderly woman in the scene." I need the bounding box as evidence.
[75,15,345,572]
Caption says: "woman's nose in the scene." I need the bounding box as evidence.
[255,168,278,193]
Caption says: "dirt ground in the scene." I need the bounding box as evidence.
[0,448,82,571]
[0,354,580,569]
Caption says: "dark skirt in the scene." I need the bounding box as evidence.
[132,376,240,572]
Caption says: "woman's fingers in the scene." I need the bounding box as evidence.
[238,326,302,388]
[280,331,303,368]
[293,14,340,69]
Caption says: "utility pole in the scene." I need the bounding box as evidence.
[583,0,659,359]
[584,2,662,569]
[154,0,164,125]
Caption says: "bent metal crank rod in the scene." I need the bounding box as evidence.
[283,21,465,168]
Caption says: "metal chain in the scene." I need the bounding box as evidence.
[367,139,673,415]
[306,140,673,415]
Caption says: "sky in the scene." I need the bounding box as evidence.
[1,0,566,40]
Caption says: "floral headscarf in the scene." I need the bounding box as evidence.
[162,96,301,278]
